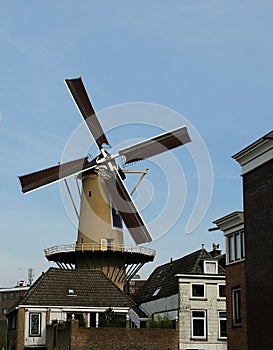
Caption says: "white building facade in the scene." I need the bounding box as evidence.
[178,271,226,350]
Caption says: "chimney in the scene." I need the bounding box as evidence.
[209,243,221,257]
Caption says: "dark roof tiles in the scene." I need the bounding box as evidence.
[20,268,133,308]
[135,248,225,303]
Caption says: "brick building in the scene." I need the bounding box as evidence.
[214,130,273,349]
[124,275,146,298]
[0,284,29,349]
[213,212,247,350]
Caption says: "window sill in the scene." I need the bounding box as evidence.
[232,323,242,328]
[227,258,245,266]
[190,297,207,301]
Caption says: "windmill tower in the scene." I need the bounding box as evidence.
[19,78,191,289]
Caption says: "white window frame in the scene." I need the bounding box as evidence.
[191,283,206,299]
[218,284,226,299]
[218,311,227,339]
[191,310,207,339]
[227,230,245,264]
[203,260,218,274]
[232,288,242,326]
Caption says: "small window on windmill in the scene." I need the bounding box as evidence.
[88,191,92,198]
[111,200,123,230]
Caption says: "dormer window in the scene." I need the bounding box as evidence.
[67,289,76,296]
[152,288,161,297]
[203,260,218,274]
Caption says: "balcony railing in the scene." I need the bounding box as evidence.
[44,243,155,257]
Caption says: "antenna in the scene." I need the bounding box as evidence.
[28,268,34,285]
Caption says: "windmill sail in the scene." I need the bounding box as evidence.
[119,126,191,164]
[101,170,152,245]
[19,157,95,193]
[65,78,110,149]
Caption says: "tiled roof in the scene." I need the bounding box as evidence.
[19,268,139,310]
[135,248,225,303]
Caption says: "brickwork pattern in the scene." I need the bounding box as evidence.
[226,263,248,350]
[48,320,179,350]
[243,158,273,350]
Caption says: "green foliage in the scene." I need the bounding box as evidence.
[99,308,126,328]
[0,326,7,349]
[148,313,175,329]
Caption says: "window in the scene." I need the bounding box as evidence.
[218,284,226,298]
[29,313,41,337]
[15,292,20,299]
[9,292,14,299]
[204,260,218,274]
[67,289,76,296]
[3,293,8,300]
[2,308,7,315]
[218,311,227,339]
[191,284,205,298]
[227,230,245,264]
[152,288,161,297]
[191,310,206,339]
[111,201,122,230]
[232,288,242,326]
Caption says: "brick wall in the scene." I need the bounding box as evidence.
[243,159,273,349]
[48,320,179,350]
[226,262,247,350]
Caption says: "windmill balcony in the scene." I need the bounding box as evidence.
[44,243,155,257]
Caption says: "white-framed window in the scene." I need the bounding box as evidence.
[232,288,242,326]
[191,310,207,339]
[191,283,205,298]
[227,230,245,264]
[203,260,218,274]
[218,311,227,339]
[218,284,226,299]
[29,312,41,337]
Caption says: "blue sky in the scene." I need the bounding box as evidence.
[0,1,272,286]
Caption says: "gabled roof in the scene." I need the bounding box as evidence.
[16,268,139,310]
[135,248,225,303]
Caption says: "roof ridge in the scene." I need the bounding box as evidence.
[21,268,52,303]
[192,248,210,273]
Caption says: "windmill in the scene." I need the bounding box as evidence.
[19,77,191,289]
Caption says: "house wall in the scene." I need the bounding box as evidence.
[178,277,226,350]
[47,319,179,350]
[0,287,29,322]
[24,309,47,347]
[140,294,179,320]
[225,261,247,350]
[243,158,273,349]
